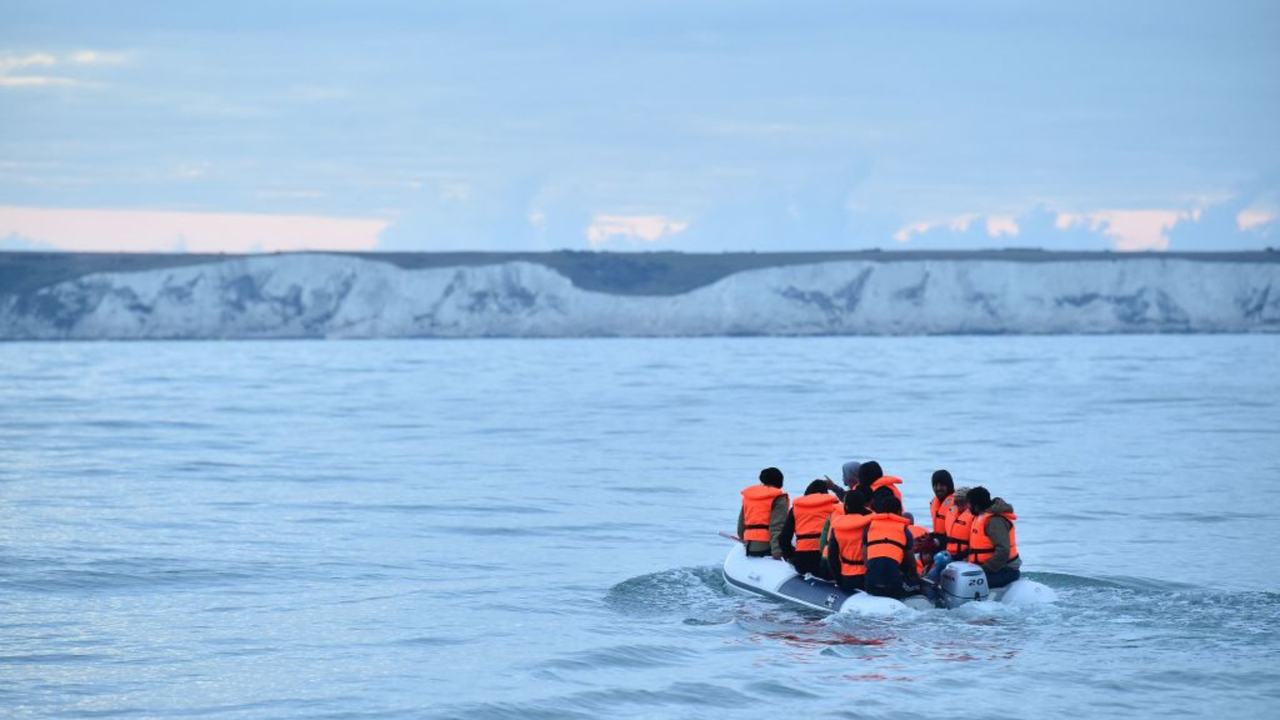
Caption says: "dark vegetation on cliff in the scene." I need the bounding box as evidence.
[2,249,1276,298]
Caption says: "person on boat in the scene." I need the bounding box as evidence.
[838,460,883,513]
[870,475,904,502]
[862,489,922,599]
[738,467,790,559]
[944,486,973,560]
[825,488,873,592]
[929,469,956,538]
[901,510,926,531]
[818,481,867,570]
[965,486,1022,588]
[780,479,840,579]
[822,460,861,501]
[914,529,941,576]
[902,511,933,576]
[857,460,884,492]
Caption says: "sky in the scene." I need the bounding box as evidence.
[0,0,1277,254]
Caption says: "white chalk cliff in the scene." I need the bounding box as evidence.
[2,254,1277,338]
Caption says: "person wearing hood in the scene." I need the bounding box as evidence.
[965,486,1022,588]
[780,479,840,578]
[929,469,956,537]
[822,460,861,502]
[738,467,790,559]
[857,460,884,493]
[944,486,973,559]
[831,460,884,514]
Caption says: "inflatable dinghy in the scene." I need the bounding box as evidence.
[722,544,1055,613]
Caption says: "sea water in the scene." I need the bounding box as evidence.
[1,335,1278,719]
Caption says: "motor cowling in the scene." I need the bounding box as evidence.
[938,561,990,608]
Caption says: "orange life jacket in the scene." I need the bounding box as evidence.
[870,476,904,501]
[862,513,912,564]
[791,494,839,552]
[828,513,874,577]
[740,485,787,543]
[908,524,931,574]
[930,494,955,534]
[969,511,1019,566]
[945,507,972,556]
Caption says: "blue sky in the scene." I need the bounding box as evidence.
[0,0,1276,253]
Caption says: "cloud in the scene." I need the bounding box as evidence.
[893,214,1021,243]
[900,208,1196,251]
[0,49,127,88]
[893,196,1280,253]
[1167,189,1278,250]
[892,206,1108,251]
[376,165,881,252]
[0,52,74,87]
[670,162,879,251]
[0,76,80,87]
[378,165,879,253]
[0,53,57,74]
[894,215,975,242]
[986,215,1020,238]
[378,174,595,252]
[66,50,129,66]
[1,3,1276,258]
[1055,209,1193,251]
[586,214,689,246]
[0,206,388,253]
[1237,210,1275,232]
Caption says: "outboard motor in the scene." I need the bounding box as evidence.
[937,561,990,609]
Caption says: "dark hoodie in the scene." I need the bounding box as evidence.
[978,498,1022,573]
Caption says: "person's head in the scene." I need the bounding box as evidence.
[967,486,992,514]
[844,486,871,515]
[931,469,954,499]
[915,532,939,556]
[759,467,784,488]
[954,486,970,510]
[840,460,862,488]
[804,479,828,495]
[871,487,901,514]
[857,460,883,488]
[902,511,915,524]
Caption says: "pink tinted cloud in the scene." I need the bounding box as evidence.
[897,207,1197,250]
[893,214,1018,242]
[1056,209,1192,251]
[1237,209,1275,232]
[586,214,689,246]
[0,206,388,253]
[985,215,1020,237]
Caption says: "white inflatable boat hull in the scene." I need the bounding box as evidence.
[721,544,1054,613]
